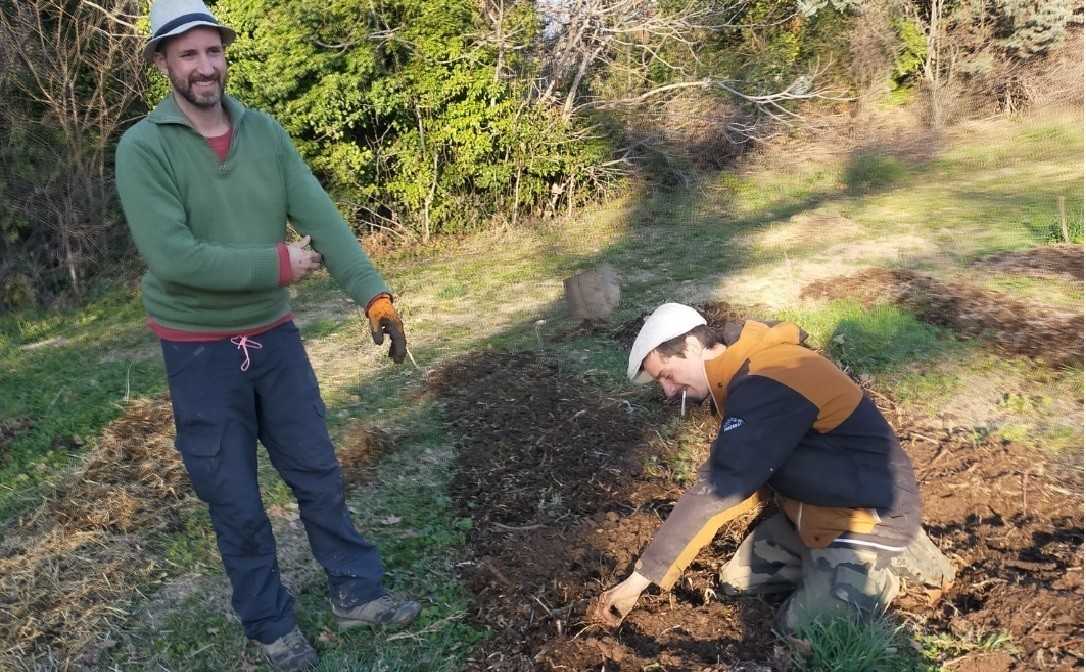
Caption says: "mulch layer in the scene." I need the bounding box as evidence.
[0,396,190,671]
[801,268,1083,367]
[0,397,390,671]
[973,245,1083,281]
[432,345,1083,671]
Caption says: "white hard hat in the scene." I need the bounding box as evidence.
[626,303,707,383]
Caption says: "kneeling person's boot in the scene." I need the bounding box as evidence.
[778,546,900,634]
[890,530,956,588]
[260,626,318,671]
[332,592,421,629]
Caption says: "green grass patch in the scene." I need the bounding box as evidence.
[791,617,929,672]
[779,300,955,375]
[845,153,910,195]
[158,505,219,573]
[0,288,165,520]
[300,317,349,340]
[150,601,249,671]
[917,628,1019,663]
[972,273,1084,311]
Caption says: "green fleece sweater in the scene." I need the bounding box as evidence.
[115,94,389,333]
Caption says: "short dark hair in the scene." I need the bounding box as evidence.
[653,324,724,359]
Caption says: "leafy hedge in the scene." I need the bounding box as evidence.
[211,0,609,240]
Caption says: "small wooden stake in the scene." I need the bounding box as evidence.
[1058,196,1069,243]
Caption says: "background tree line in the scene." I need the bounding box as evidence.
[0,0,1080,307]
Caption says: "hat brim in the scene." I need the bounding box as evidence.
[630,369,655,385]
[143,22,236,62]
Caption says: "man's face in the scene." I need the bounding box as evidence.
[641,338,712,402]
[154,27,227,109]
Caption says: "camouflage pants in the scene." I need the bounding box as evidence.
[718,513,901,633]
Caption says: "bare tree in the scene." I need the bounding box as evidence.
[536,0,743,116]
[0,0,145,298]
[532,0,849,144]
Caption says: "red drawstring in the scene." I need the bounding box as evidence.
[230,335,263,371]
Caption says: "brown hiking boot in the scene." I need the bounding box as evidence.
[259,626,318,671]
[332,592,421,629]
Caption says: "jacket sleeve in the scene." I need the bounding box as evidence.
[635,375,818,589]
[115,134,282,292]
[274,121,390,306]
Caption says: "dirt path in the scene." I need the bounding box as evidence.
[433,347,1083,671]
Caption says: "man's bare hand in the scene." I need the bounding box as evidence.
[287,235,322,282]
[586,571,651,627]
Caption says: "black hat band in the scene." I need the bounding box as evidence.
[152,12,219,40]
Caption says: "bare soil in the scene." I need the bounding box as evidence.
[801,268,1083,367]
[433,343,1083,671]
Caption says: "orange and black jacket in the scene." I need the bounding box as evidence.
[635,320,921,590]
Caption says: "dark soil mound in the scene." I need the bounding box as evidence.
[431,351,777,671]
[802,269,1083,367]
[975,245,1083,280]
[433,351,1083,671]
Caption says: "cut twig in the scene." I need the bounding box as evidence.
[491,521,546,531]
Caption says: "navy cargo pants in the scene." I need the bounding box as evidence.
[161,321,384,644]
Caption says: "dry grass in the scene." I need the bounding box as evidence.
[337,420,393,486]
[0,396,189,671]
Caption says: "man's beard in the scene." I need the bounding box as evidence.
[171,69,225,108]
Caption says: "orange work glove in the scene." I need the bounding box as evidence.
[365,294,406,364]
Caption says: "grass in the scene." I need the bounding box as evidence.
[1,107,1082,670]
[0,289,165,519]
[775,298,1083,452]
[916,628,1020,665]
[844,153,910,195]
[968,273,1083,311]
[157,505,219,572]
[778,300,958,375]
[791,617,1020,671]
[108,404,486,671]
[791,617,928,672]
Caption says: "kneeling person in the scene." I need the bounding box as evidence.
[590,303,954,631]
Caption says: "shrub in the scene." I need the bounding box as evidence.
[207,0,610,241]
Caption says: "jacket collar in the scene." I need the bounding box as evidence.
[147,92,246,130]
[704,320,806,414]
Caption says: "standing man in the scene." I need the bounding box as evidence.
[116,2,419,669]
[589,303,955,632]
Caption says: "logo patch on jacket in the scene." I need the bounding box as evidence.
[722,417,744,432]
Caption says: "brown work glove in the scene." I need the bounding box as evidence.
[365,294,406,364]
